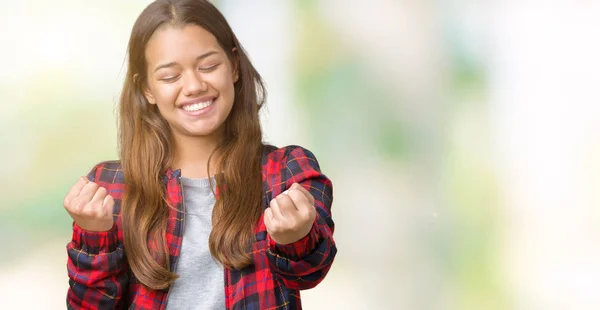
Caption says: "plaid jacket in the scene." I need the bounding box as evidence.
[66,145,336,310]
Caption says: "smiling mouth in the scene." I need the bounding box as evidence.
[181,99,214,112]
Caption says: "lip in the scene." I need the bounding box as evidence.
[178,96,217,116]
[177,96,217,108]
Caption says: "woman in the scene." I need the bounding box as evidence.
[63,0,336,309]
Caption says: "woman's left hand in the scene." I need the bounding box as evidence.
[264,183,316,245]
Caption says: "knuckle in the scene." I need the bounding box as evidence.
[77,207,90,218]
[72,198,84,211]
[92,199,104,209]
[287,190,299,201]
[105,195,115,204]
[95,208,106,219]
[88,205,102,218]
[307,211,316,223]
[81,201,92,212]
[80,195,92,205]
[297,211,308,223]
[305,212,315,223]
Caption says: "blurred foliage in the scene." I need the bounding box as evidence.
[0,0,508,309]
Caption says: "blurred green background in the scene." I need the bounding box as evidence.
[1,1,599,309]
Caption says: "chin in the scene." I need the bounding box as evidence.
[185,125,222,137]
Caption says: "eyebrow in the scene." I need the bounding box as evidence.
[153,50,219,73]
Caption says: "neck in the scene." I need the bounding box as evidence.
[171,130,223,179]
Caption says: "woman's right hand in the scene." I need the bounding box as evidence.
[64,177,115,232]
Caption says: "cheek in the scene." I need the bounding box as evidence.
[206,65,235,91]
[212,72,236,98]
[152,84,180,105]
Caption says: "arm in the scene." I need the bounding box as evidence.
[265,146,337,290]
[66,164,129,309]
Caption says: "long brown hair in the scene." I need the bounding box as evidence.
[118,0,266,290]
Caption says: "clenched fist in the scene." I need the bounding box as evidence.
[63,177,115,232]
[264,183,316,245]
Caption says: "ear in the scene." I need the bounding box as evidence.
[144,87,156,105]
[135,73,156,105]
[231,47,239,83]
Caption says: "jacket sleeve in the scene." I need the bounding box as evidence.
[265,146,337,290]
[66,164,129,309]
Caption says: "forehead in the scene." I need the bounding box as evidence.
[145,24,223,64]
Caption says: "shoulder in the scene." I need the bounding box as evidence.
[262,144,322,173]
[261,144,331,201]
[86,160,124,185]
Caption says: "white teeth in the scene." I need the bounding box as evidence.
[182,101,213,112]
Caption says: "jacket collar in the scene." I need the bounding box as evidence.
[162,167,182,184]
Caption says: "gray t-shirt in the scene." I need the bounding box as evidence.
[165,176,225,310]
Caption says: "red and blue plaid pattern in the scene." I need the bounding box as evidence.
[66,145,336,309]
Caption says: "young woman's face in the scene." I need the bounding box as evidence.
[143,24,238,140]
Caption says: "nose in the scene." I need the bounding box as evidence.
[182,71,207,97]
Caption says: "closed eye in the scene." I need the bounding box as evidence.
[199,64,219,72]
[160,75,180,83]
